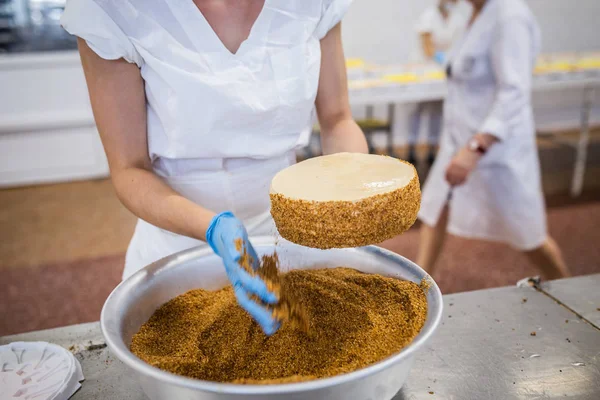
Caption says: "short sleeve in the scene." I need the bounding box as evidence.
[61,0,142,67]
[415,8,436,34]
[315,0,354,40]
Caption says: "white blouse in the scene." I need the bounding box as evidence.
[61,0,352,176]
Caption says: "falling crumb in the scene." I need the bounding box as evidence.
[522,298,528,303]
[429,392,435,395]
[559,370,563,372]
[530,331,537,336]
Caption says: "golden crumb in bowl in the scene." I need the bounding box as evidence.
[130,258,428,384]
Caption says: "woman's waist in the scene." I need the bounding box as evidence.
[153,151,296,178]
[153,152,295,221]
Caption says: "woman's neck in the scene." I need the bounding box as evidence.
[438,4,449,20]
[471,0,486,14]
[468,1,486,26]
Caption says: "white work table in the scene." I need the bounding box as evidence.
[2,274,599,400]
[348,72,600,198]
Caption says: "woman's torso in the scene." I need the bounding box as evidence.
[90,0,326,177]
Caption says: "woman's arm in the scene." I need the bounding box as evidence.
[420,32,436,60]
[445,17,535,186]
[315,23,368,155]
[77,38,215,240]
[479,16,534,141]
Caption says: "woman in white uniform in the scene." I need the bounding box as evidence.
[416,0,571,280]
[61,0,367,334]
[407,0,467,166]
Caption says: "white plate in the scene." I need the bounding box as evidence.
[0,342,84,400]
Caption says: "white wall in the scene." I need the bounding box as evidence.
[341,0,600,145]
[342,0,436,65]
[0,53,108,188]
[528,0,600,54]
[342,0,600,64]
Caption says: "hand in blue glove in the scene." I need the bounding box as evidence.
[433,51,446,65]
[206,212,280,335]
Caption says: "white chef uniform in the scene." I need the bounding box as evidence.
[409,2,469,149]
[415,2,469,59]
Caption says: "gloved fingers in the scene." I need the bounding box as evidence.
[224,234,245,261]
[222,253,277,304]
[246,240,261,271]
[234,286,280,336]
[222,224,251,261]
[237,268,278,304]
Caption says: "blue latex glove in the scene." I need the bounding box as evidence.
[206,212,280,335]
[433,51,446,65]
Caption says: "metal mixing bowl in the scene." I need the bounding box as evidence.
[101,237,443,400]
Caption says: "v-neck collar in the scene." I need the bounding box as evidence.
[170,0,270,58]
[452,0,496,60]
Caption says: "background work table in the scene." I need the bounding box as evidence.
[2,274,599,400]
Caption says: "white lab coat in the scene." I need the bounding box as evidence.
[61,0,353,278]
[418,0,547,251]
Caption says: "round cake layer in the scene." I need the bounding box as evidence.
[270,153,421,249]
[271,152,415,201]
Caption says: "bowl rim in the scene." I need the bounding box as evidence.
[101,237,444,395]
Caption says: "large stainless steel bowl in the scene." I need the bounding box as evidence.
[101,237,443,400]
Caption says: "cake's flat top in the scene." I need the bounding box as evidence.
[270,153,414,201]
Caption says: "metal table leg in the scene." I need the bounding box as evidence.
[365,105,376,154]
[387,103,396,157]
[571,85,595,197]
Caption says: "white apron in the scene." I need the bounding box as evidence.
[123,153,295,279]
[418,0,547,251]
